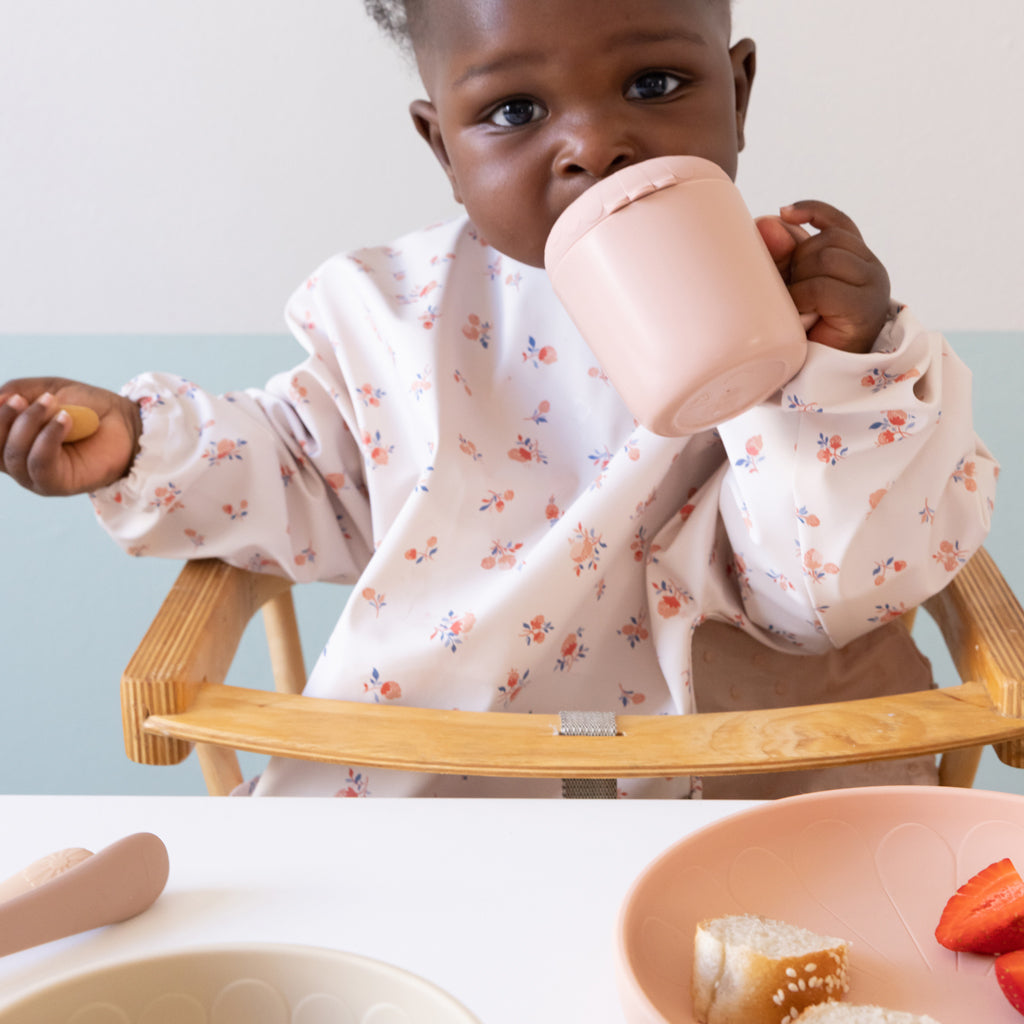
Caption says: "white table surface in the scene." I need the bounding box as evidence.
[0,796,757,1022]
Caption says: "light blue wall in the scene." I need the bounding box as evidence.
[2,332,1021,795]
[1,335,350,795]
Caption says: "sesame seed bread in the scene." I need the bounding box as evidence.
[796,1005,943,1023]
[692,914,850,1024]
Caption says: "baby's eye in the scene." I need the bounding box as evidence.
[626,71,684,101]
[488,98,546,128]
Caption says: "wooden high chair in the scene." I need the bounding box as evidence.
[121,548,1024,796]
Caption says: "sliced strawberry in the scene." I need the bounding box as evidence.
[935,858,1024,954]
[996,948,1024,1016]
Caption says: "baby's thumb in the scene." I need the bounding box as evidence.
[754,215,808,273]
[755,216,820,333]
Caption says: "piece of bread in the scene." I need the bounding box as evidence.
[692,914,850,1024]
[797,1004,943,1023]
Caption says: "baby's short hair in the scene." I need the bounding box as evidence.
[364,0,730,50]
[363,0,417,48]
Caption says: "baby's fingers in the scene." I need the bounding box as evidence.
[755,215,812,272]
[787,277,868,335]
[787,250,890,353]
[790,233,881,289]
[0,392,75,494]
[0,394,28,471]
[779,200,866,240]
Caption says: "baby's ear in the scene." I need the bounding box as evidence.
[409,100,463,204]
[729,38,756,151]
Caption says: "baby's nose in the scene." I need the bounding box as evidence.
[554,113,639,179]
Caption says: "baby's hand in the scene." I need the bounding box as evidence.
[0,378,142,496]
[756,200,890,354]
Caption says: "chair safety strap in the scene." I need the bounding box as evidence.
[559,711,618,799]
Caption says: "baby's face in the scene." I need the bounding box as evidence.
[411,0,754,268]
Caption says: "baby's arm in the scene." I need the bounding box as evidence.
[715,307,996,651]
[0,378,142,495]
[2,263,385,585]
[87,359,375,583]
[1,355,373,585]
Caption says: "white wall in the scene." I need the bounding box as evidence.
[731,1,1024,331]
[1,0,1021,333]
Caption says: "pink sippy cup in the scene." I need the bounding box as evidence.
[544,155,808,436]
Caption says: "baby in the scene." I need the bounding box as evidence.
[0,0,996,797]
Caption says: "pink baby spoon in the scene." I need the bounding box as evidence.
[0,833,169,957]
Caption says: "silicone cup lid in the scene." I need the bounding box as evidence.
[544,155,731,270]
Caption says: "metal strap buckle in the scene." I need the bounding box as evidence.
[558,711,618,799]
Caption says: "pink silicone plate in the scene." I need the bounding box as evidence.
[616,786,1024,1023]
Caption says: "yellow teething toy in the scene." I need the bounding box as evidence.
[60,405,100,443]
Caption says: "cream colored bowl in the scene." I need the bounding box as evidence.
[0,943,482,1024]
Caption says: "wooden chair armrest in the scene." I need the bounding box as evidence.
[923,547,1024,767]
[140,679,1024,778]
[121,559,292,767]
[124,551,1024,781]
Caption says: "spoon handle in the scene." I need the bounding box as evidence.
[0,847,94,903]
[0,833,169,957]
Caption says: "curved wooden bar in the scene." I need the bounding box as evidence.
[122,550,1024,786]
[135,679,1022,779]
